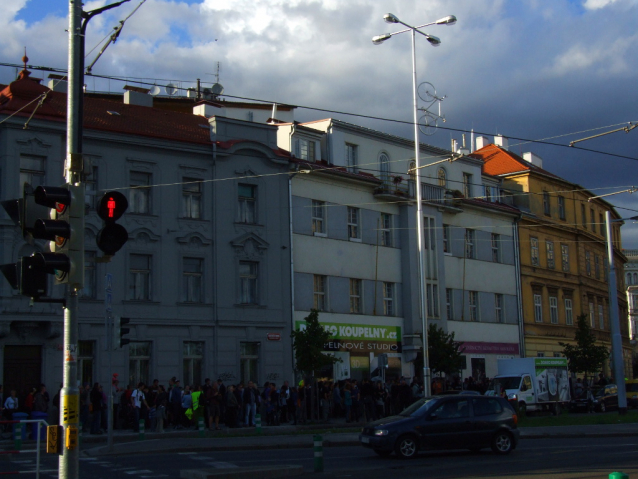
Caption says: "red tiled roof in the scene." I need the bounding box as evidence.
[470,144,560,179]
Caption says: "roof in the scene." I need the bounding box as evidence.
[0,69,292,158]
[470,143,561,179]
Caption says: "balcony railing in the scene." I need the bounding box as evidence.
[421,183,445,203]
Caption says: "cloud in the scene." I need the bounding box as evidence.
[583,0,621,10]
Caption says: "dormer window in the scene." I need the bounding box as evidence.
[295,138,315,162]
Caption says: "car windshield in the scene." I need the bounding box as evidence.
[398,398,436,417]
[593,387,605,398]
[627,383,638,393]
[491,376,521,391]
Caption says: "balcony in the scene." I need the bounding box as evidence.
[421,183,445,204]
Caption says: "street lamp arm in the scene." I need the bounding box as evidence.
[588,187,637,202]
[569,122,636,147]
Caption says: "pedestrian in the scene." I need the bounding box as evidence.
[33,384,49,413]
[181,385,192,428]
[3,390,18,419]
[170,380,183,429]
[225,385,239,428]
[90,383,102,434]
[243,381,257,427]
[24,387,36,414]
[131,382,149,432]
[207,382,221,430]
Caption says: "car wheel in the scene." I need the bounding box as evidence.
[394,435,418,459]
[374,449,392,457]
[491,431,514,455]
[600,402,606,413]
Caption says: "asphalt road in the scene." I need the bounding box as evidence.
[2,436,638,478]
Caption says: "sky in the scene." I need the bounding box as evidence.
[1,0,638,247]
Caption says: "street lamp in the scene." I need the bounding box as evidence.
[606,213,638,414]
[373,13,456,397]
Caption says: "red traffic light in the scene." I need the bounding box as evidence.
[97,191,128,222]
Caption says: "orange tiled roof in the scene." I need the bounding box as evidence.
[470,143,560,179]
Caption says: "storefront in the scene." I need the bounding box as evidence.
[295,318,403,381]
[460,341,520,381]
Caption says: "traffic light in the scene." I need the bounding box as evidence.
[96,191,128,256]
[114,316,131,348]
[31,184,84,287]
[0,182,84,298]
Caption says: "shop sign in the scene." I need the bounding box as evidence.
[460,342,519,355]
[295,320,402,352]
[267,333,281,341]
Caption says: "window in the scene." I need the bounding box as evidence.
[472,398,503,417]
[543,191,550,216]
[347,207,360,240]
[183,257,203,303]
[537,352,545,357]
[561,244,569,272]
[297,139,315,161]
[311,200,326,235]
[129,254,151,300]
[463,173,472,198]
[549,296,558,324]
[581,204,587,229]
[594,254,600,279]
[465,229,475,259]
[84,166,98,210]
[383,282,394,316]
[495,294,504,323]
[483,184,492,202]
[313,275,327,311]
[585,251,591,276]
[446,289,454,320]
[442,225,450,253]
[379,153,390,186]
[380,213,392,247]
[598,303,605,330]
[82,251,97,299]
[531,237,539,266]
[240,342,259,384]
[237,184,256,224]
[491,234,500,262]
[469,291,479,321]
[565,298,574,325]
[437,168,447,188]
[427,283,439,318]
[546,241,555,269]
[534,293,543,322]
[590,208,596,233]
[604,257,609,281]
[589,301,595,327]
[78,341,94,387]
[182,179,202,219]
[599,213,604,234]
[129,341,151,387]
[20,155,45,187]
[183,341,203,387]
[558,196,566,220]
[433,398,470,419]
[239,261,258,304]
[349,279,362,314]
[130,171,151,214]
[346,143,358,173]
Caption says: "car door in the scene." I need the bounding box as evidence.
[419,397,473,450]
[471,397,507,448]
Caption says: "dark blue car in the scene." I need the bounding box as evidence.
[359,395,519,459]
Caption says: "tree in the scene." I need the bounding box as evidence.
[559,314,609,383]
[426,323,465,377]
[291,309,340,377]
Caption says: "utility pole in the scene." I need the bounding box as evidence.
[59,1,83,478]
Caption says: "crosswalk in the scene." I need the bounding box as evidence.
[0,452,242,478]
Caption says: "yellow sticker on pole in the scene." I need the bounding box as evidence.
[62,394,79,424]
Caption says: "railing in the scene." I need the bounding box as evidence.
[0,419,53,478]
[421,183,445,203]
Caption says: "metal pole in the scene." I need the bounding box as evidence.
[59,292,79,479]
[411,29,431,396]
[107,314,114,451]
[606,211,627,414]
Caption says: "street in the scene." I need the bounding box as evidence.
[2,436,638,478]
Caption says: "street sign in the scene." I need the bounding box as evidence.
[267,333,281,341]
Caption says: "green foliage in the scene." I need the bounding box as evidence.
[427,323,465,377]
[290,309,340,377]
[559,314,609,379]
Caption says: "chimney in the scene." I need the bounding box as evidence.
[193,100,224,118]
[47,74,67,93]
[494,134,508,150]
[475,136,490,150]
[123,85,152,107]
[523,152,543,169]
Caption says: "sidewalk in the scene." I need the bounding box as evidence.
[77,418,638,458]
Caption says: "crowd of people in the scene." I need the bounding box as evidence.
[0,384,60,431]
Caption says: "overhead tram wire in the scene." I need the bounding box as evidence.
[1,61,636,163]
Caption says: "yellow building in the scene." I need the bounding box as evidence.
[471,142,631,377]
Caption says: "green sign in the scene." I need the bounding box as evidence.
[295,320,401,342]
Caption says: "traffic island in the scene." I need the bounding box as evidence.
[180,465,303,479]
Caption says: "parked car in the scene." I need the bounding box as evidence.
[569,387,596,413]
[626,380,638,408]
[591,384,618,412]
[436,390,481,396]
[359,395,519,459]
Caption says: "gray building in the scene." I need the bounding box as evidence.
[0,68,293,400]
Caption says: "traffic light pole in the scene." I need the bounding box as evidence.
[60,1,82,478]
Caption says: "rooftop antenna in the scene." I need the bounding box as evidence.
[205,62,224,99]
